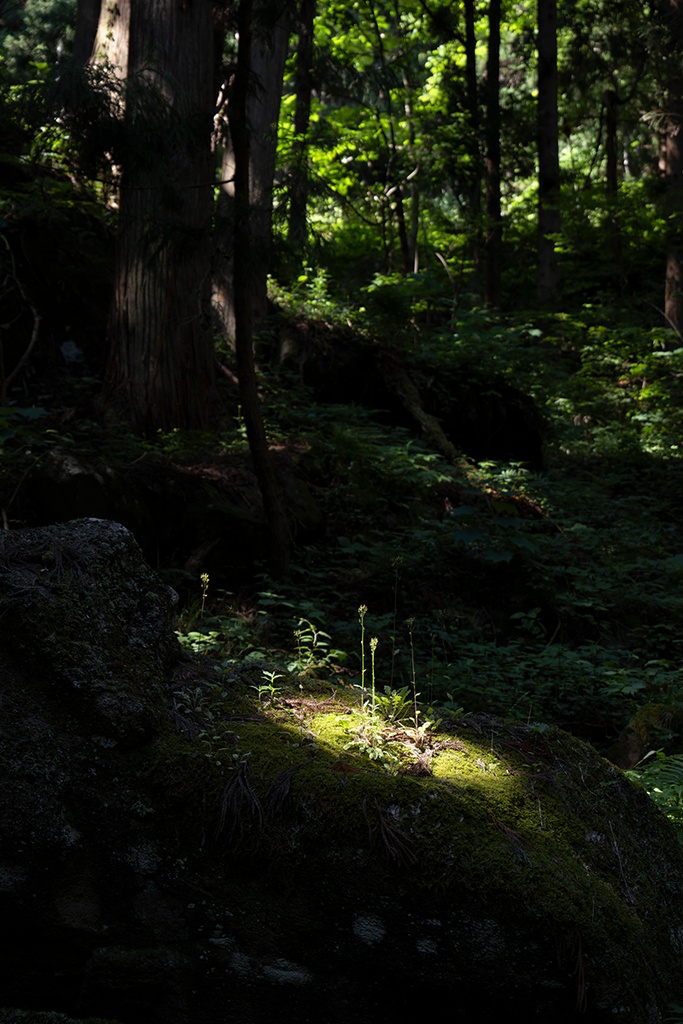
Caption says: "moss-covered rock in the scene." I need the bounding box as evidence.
[0,517,177,742]
[158,703,683,1023]
[1,520,682,1023]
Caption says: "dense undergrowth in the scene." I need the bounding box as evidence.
[4,282,683,834]
[192,292,683,834]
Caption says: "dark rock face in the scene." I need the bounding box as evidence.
[1,520,683,1024]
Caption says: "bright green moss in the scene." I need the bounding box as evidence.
[134,678,683,1015]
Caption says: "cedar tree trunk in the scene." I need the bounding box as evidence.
[102,0,217,432]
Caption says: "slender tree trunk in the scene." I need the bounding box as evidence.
[367,0,411,274]
[537,0,561,305]
[214,132,238,339]
[603,88,623,293]
[464,0,483,274]
[401,68,420,273]
[251,10,292,323]
[392,0,419,273]
[392,180,412,275]
[231,0,291,577]
[287,0,317,270]
[483,0,502,307]
[102,0,216,432]
[213,0,291,338]
[604,90,618,196]
[664,93,683,331]
[662,1,683,332]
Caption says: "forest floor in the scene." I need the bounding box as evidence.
[3,300,683,832]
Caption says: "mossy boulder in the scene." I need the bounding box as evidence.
[1,519,682,1023]
[0,517,177,743]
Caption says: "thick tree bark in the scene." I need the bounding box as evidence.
[483,0,502,307]
[213,0,291,339]
[102,0,216,432]
[90,0,130,74]
[231,0,291,577]
[537,0,561,305]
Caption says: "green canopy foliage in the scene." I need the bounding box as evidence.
[0,0,75,79]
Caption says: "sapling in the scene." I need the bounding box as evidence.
[252,669,284,705]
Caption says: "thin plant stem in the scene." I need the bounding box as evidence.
[370,636,379,718]
[390,556,403,688]
[358,604,368,699]
[407,618,418,727]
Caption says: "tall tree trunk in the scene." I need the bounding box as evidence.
[537,0,561,305]
[367,0,411,275]
[213,0,291,339]
[90,0,130,74]
[102,0,216,432]
[664,93,683,332]
[74,0,102,64]
[392,179,412,276]
[250,9,292,322]
[231,0,291,576]
[287,0,317,270]
[483,0,502,307]
[464,0,483,275]
[213,129,237,339]
[662,1,683,333]
[393,0,419,273]
[603,88,623,293]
